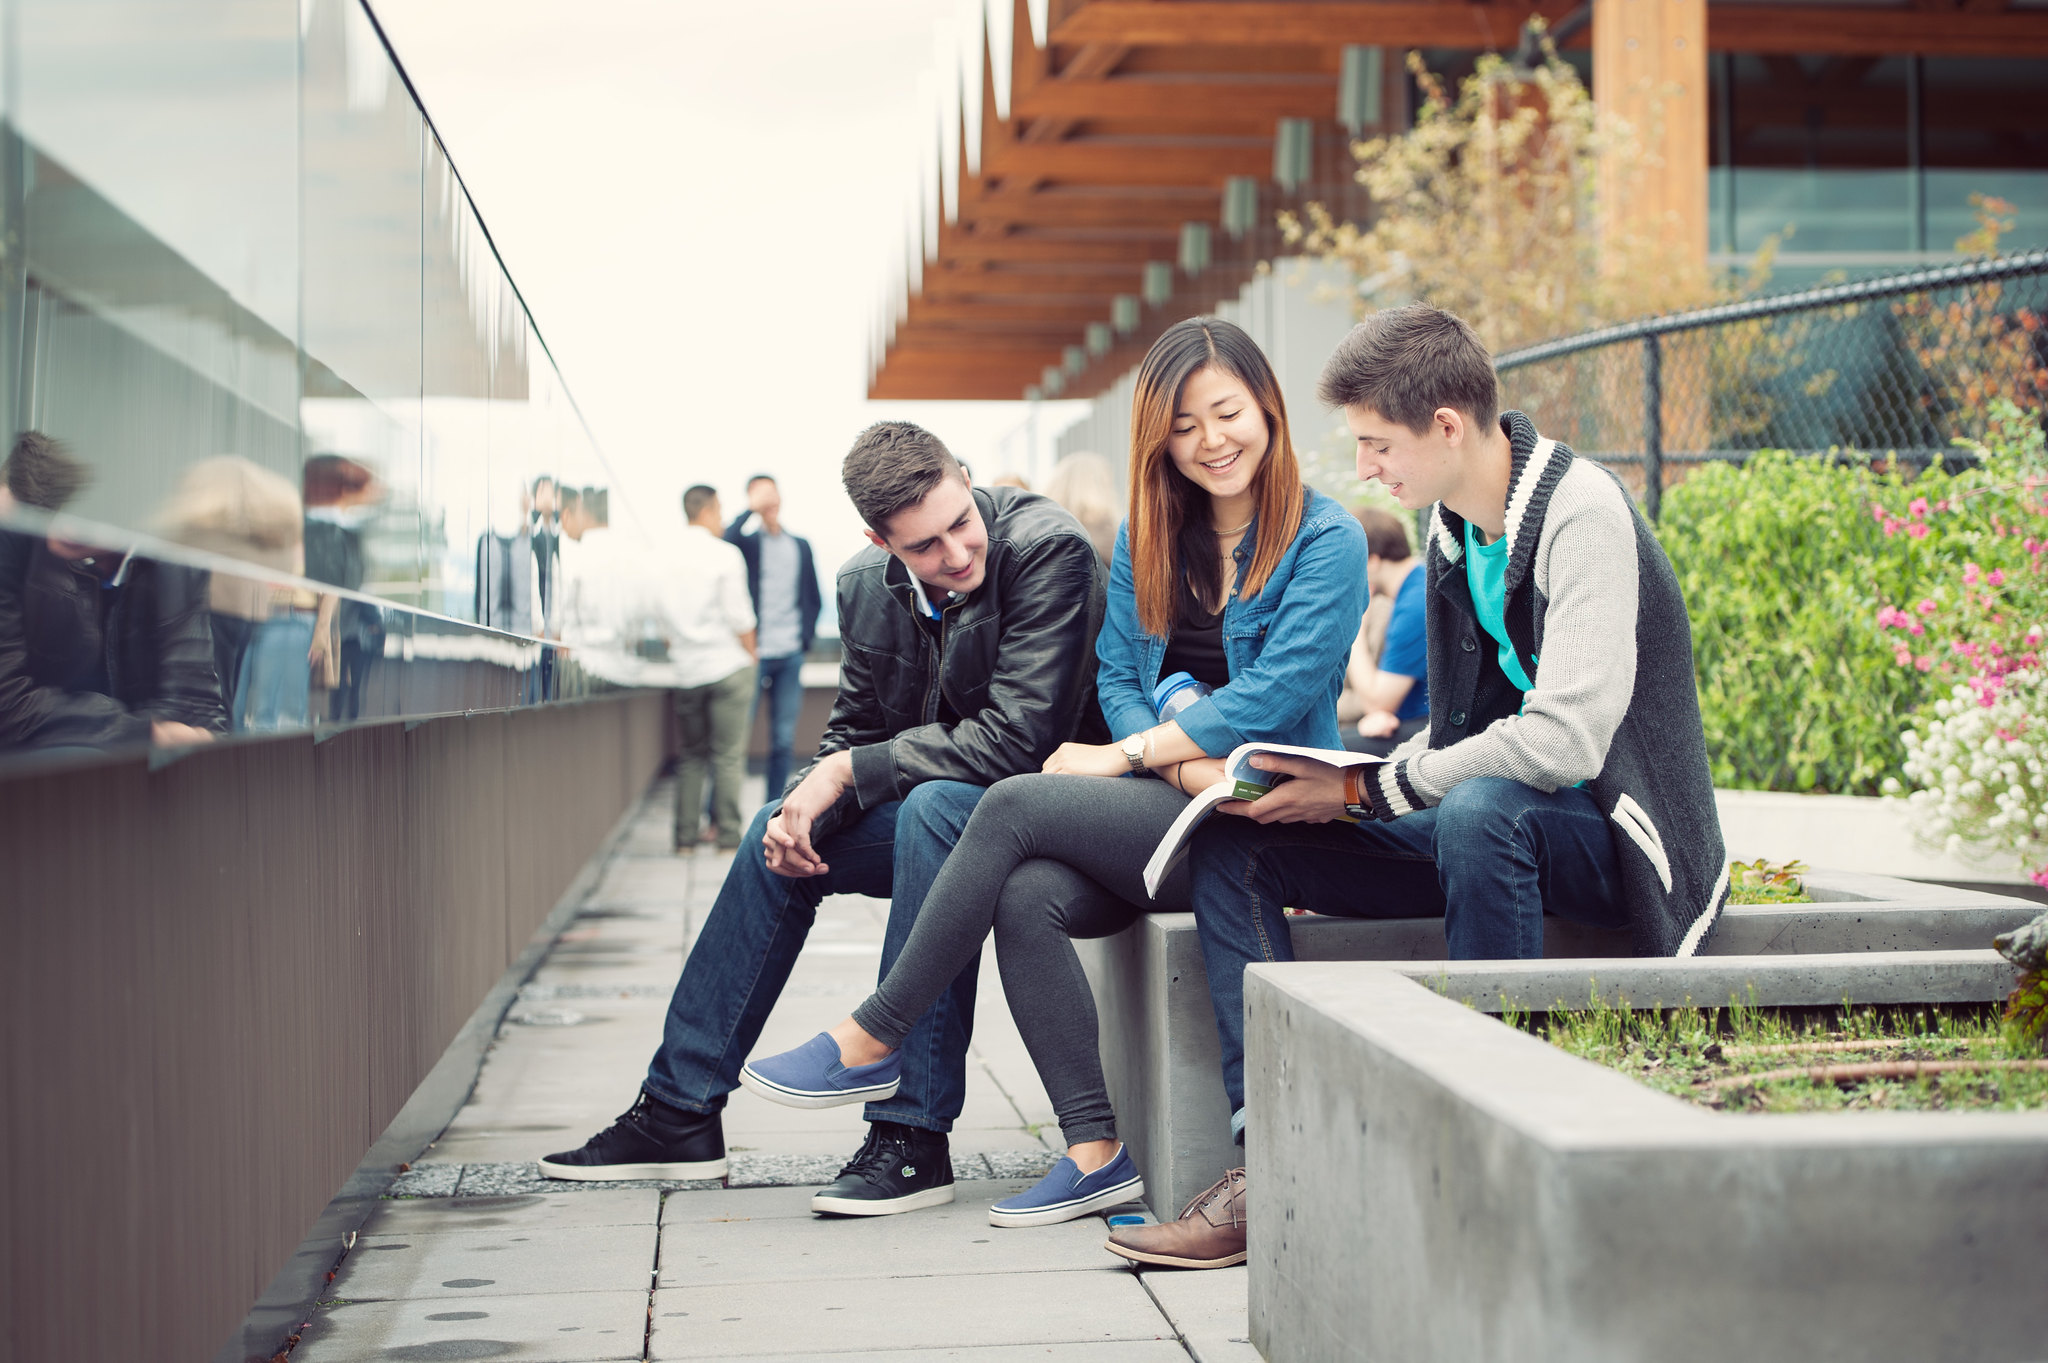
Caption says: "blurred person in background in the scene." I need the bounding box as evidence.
[159,455,315,731]
[1341,506,1429,756]
[0,431,225,751]
[724,473,820,798]
[988,471,1031,490]
[674,484,758,850]
[1041,451,1121,567]
[303,454,387,723]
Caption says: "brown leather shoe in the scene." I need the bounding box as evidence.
[1104,1167,1247,1269]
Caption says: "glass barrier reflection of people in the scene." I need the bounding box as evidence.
[0,431,226,751]
[1041,451,1122,567]
[303,454,386,723]
[724,473,821,799]
[159,455,316,731]
[669,485,758,851]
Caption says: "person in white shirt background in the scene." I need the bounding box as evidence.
[668,484,758,851]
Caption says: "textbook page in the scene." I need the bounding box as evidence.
[1142,742,1384,898]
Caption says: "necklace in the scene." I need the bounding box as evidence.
[1213,518,1251,536]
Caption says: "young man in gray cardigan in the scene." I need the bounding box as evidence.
[1107,302,1725,1272]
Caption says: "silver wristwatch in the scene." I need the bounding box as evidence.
[1120,732,1148,773]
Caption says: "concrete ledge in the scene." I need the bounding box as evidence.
[1077,870,2038,1218]
[1244,962,2048,1363]
[1401,948,2021,1013]
[1718,787,2038,891]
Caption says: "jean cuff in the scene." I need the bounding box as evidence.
[1230,1106,1246,1145]
[860,1106,952,1134]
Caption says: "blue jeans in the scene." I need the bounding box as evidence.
[644,779,987,1133]
[753,652,806,797]
[1188,776,1628,1118]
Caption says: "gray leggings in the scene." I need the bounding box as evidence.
[851,772,1193,1146]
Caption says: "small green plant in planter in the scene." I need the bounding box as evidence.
[1995,909,2048,1054]
[1523,996,2048,1113]
[1728,858,1812,905]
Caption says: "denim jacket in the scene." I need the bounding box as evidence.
[1096,486,1367,755]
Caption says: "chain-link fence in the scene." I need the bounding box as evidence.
[1496,250,2048,519]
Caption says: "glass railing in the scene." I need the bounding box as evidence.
[0,0,675,770]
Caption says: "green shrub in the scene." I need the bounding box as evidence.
[1657,450,2002,793]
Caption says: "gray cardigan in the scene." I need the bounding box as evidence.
[1352,411,1728,956]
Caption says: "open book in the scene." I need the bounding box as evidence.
[1143,742,1386,899]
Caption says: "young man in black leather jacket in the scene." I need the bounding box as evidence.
[543,421,1108,1216]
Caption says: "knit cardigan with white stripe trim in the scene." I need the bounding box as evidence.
[1354,411,1729,957]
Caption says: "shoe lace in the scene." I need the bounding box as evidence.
[833,1124,898,1181]
[1180,1167,1248,1230]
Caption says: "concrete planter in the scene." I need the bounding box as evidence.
[1078,870,2039,1219]
[1244,960,2047,1363]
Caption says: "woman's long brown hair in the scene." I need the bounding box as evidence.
[1127,317,1305,638]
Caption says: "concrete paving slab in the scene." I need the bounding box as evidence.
[293,1289,649,1362]
[658,1181,1120,1287]
[332,1222,659,1302]
[1140,1265,1262,1363]
[361,1190,660,1235]
[719,1344,1191,1363]
[660,1185,823,1224]
[647,1268,1170,1359]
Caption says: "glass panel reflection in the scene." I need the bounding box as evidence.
[0,0,666,774]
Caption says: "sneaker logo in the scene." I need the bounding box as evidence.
[901,1164,916,1178]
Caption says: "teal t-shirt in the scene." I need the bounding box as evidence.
[1465,523,1534,692]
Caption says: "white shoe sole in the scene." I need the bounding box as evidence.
[738,1066,899,1110]
[810,1183,956,1217]
[536,1155,728,1182]
[989,1175,1144,1228]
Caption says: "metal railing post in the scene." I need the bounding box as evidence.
[1642,333,1664,521]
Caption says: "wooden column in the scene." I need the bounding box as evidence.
[1595,0,1709,271]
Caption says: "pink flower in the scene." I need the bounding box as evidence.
[1936,500,1951,513]
[1908,522,1929,539]
[1909,621,1926,636]
[2026,627,2042,645]
[1910,497,1930,518]
[1916,655,1935,672]
[1883,518,1900,537]
[1964,562,1981,585]
[1895,646,1914,665]
[1990,569,2007,587]
[1917,599,1939,616]
[2032,867,2048,890]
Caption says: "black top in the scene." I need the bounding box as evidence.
[1160,577,1229,691]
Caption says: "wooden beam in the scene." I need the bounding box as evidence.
[935,232,1176,264]
[983,138,1270,186]
[1051,0,2048,58]
[1597,0,1708,269]
[903,299,1120,326]
[957,188,1220,228]
[921,267,1152,300]
[1012,75,1338,123]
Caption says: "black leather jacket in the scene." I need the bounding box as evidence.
[800,485,1108,834]
[0,531,228,750]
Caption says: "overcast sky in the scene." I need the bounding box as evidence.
[373,0,1086,572]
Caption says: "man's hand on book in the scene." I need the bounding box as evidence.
[1216,753,1347,824]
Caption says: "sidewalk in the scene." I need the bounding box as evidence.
[289,777,1260,1362]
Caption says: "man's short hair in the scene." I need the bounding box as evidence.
[4,431,91,511]
[747,473,776,489]
[1318,303,1499,435]
[1353,507,1414,563]
[842,421,963,533]
[682,484,718,521]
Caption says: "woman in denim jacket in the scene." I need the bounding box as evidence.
[742,318,1367,1231]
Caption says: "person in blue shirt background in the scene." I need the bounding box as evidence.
[1342,505,1428,757]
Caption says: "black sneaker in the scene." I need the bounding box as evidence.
[810,1121,955,1216]
[537,1091,727,1182]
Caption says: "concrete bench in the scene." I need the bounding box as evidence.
[1241,959,2044,1362]
[1074,869,2040,1218]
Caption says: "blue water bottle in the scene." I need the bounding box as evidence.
[1151,670,1213,722]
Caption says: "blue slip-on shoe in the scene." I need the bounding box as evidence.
[739,1032,901,1110]
[988,1143,1144,1228]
